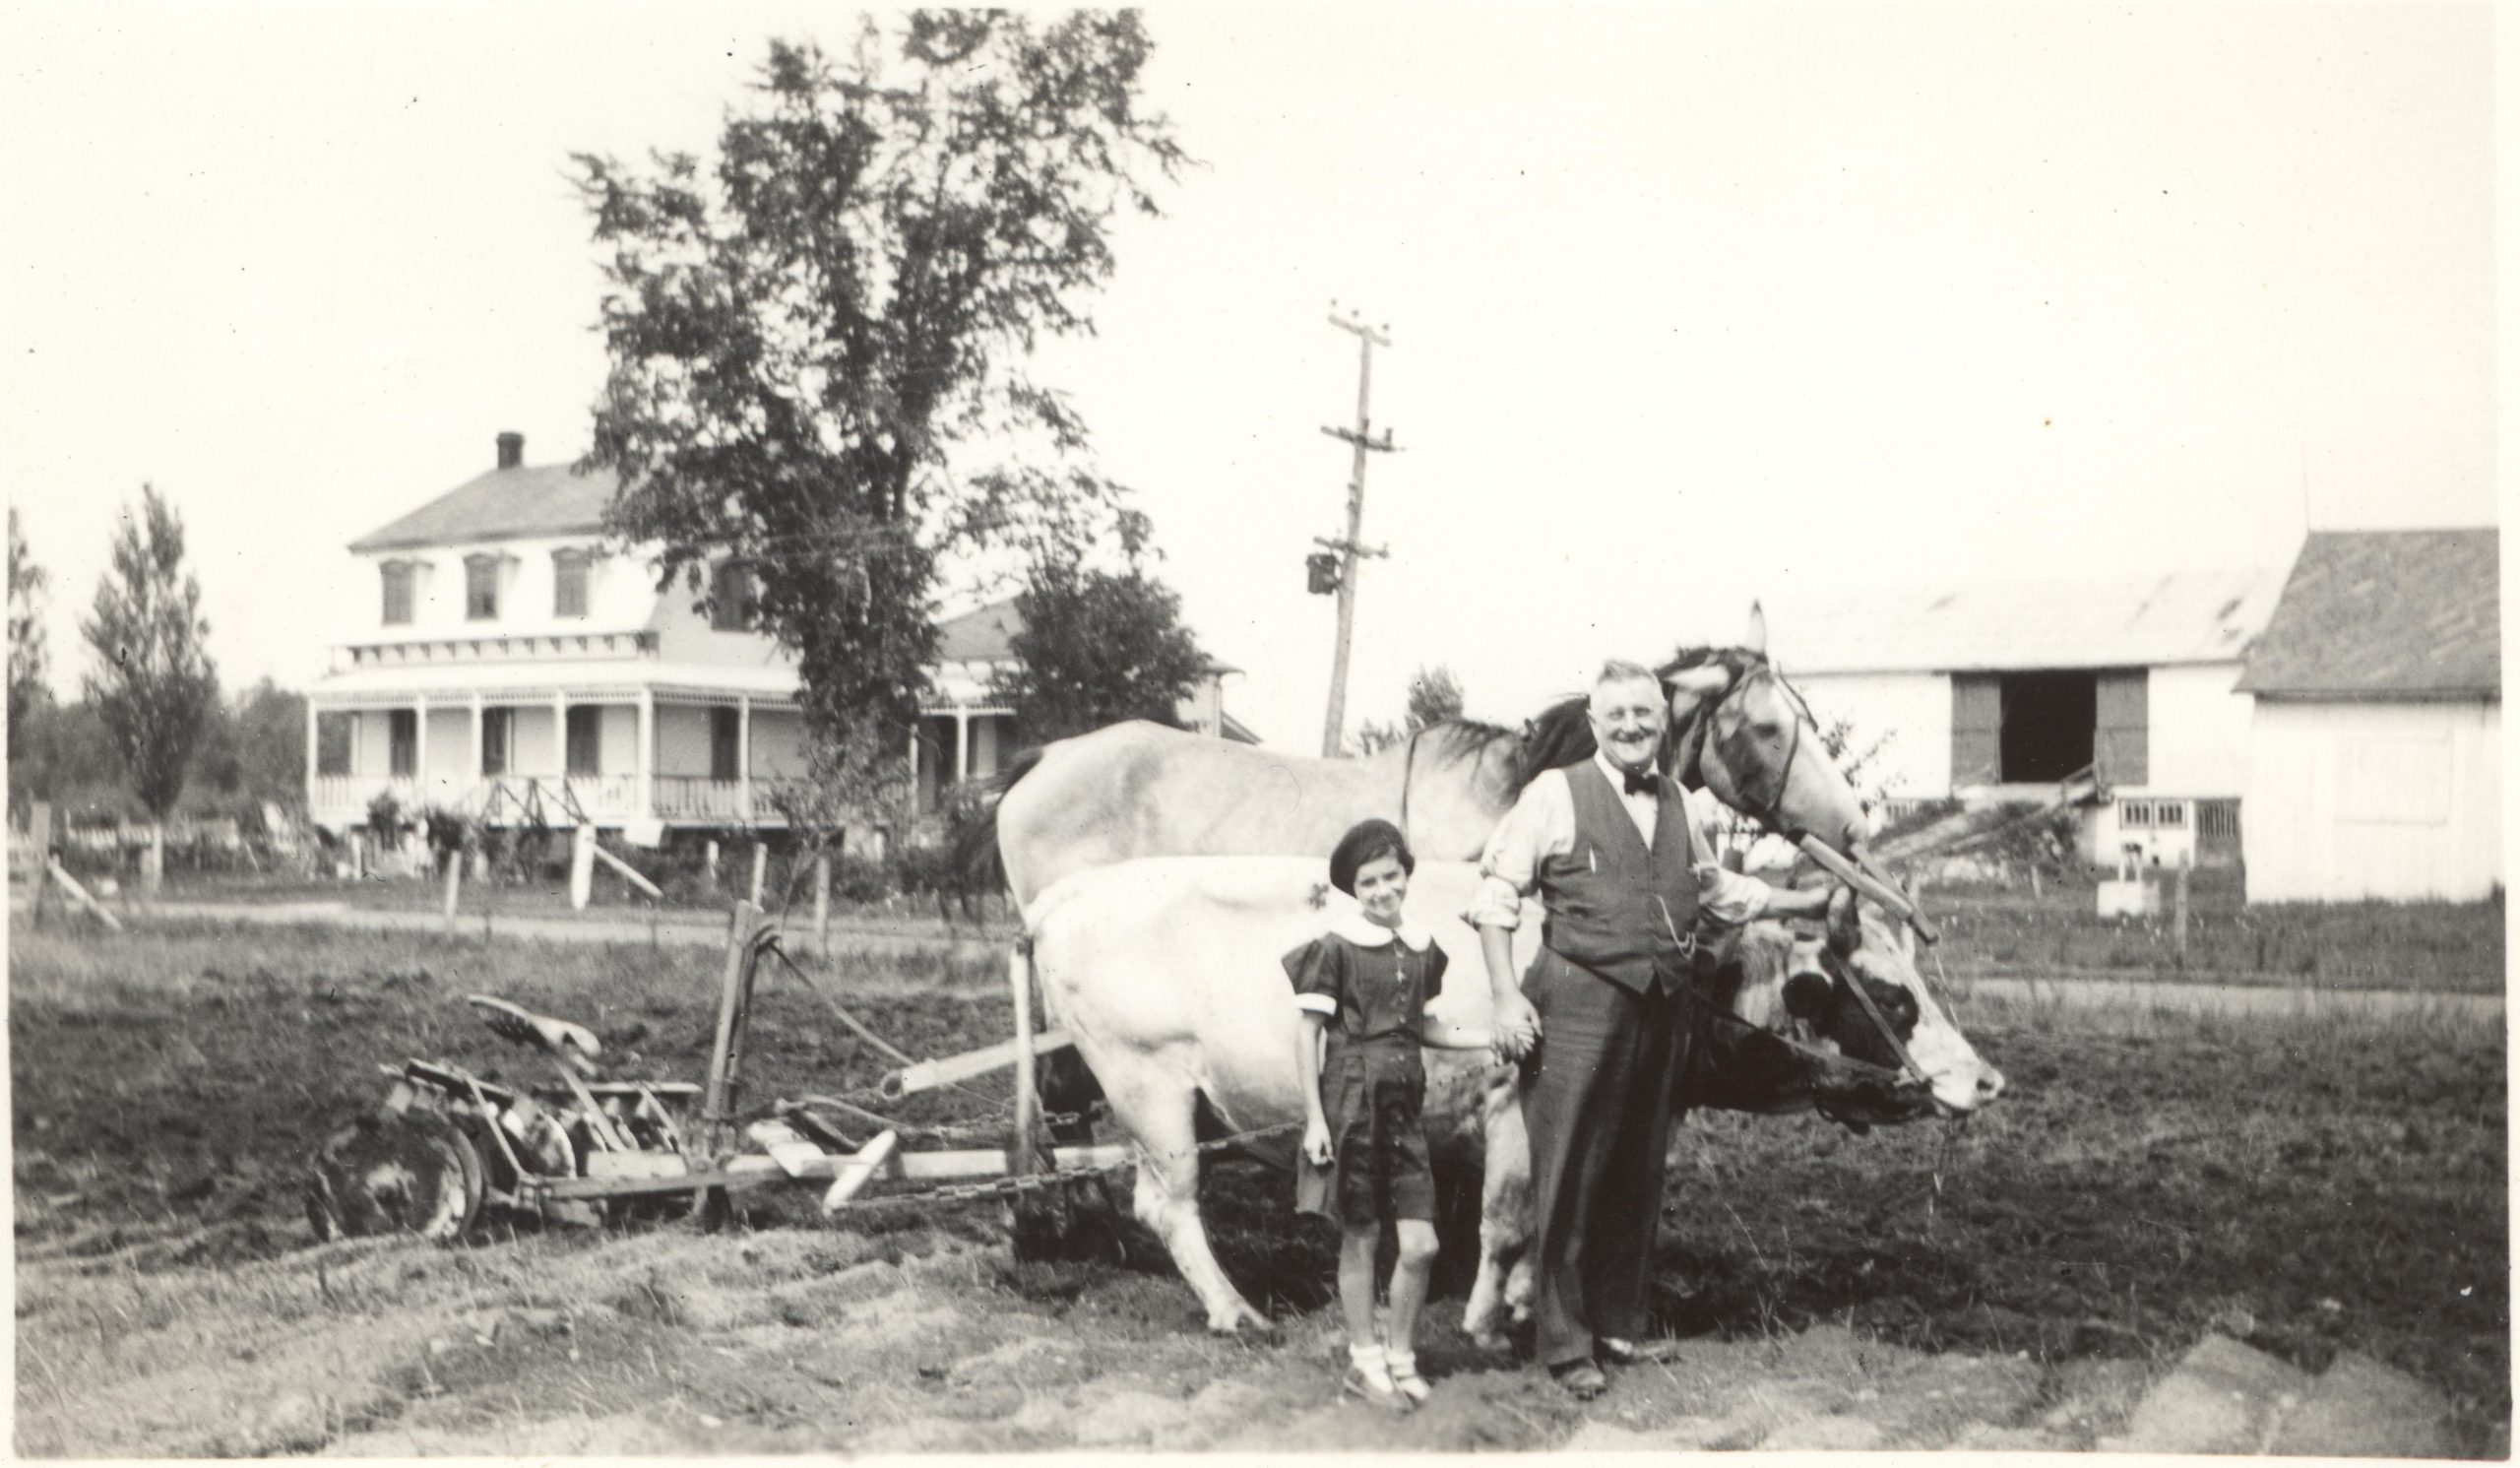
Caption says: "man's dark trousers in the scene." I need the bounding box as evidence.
[1521,947,1693,1370]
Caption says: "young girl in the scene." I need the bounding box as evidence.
[1288,818,1490,1414]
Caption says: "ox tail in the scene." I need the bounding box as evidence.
[949,744,1046,898]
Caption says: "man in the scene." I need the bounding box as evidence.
[1471,660,1829,1397]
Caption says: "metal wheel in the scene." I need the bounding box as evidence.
[306,1109,485,1242]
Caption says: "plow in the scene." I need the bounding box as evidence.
[305,901,1120,1244]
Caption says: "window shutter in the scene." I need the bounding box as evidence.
[2094,670,2149,787]
[1950,673,2000,787]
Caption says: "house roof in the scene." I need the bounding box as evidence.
[349,462,622,553]
[2236,530,2500,699]
[1769,566,2286,675]
[933,597,1240,676]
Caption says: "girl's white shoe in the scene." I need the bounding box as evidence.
[1385,1349,1431,1405]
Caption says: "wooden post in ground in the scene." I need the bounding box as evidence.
[45,859,124,932]
[569,824,596,911]
[749,841,767,906]
[1009,939,1039,1181]
[2174,863,2191,969]
[698,902,773,1218]
[704,839,720,887]
[813,855,831,950]
[442,850,462,932]
[142,824,164,898]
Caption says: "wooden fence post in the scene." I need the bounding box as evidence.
[1009,938,1039,1183]
[2173,864,2190,969]
[749,841,768,906]
[442,849,462,932]
[813,855,832,950]
[570,824,596,911]
[704,839,720,887]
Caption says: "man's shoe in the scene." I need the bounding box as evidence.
[1549,1360,1609,1399]
[1597,1336,1679,1368]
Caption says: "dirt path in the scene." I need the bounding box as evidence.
[13,1221,2147,1457]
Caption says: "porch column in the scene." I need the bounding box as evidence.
[954,708,972,784]
[304,699,320,813]
[412,695,429,802]
[636,688,656,819]
[736,695,753,822]
[469,694,484,807]
[551,690,568,804]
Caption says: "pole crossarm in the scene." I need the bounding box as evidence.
[1320,425,1400,451]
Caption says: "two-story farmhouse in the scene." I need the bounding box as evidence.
[1769,567,2286,867]
[306,433,1248,840]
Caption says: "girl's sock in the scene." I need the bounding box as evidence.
[1348,1343,1394,1385]
[1386,1348,1430,1402]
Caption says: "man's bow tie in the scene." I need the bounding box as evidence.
[1620,766,1659,797]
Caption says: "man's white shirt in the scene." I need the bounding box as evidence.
[1466,752,1771,931]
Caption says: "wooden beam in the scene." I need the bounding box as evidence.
[589,839,663,900]
[44,859,123,932]
[534,1142,1133,1201]
[881,1027,1075,1100]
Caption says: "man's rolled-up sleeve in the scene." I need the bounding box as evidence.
[1465,776,1562,930]
[1694,865,1772,928]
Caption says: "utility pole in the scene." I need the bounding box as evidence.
[1317,304,1397,757]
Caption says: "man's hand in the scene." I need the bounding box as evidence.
[1491,990,1542,1063]
[1301,1117,1333,1167]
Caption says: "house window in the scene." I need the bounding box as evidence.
[380,562,415,626]
[711,707,741,781]
[710,560,757,631]
[565,706,601,778]
[465,555,502,621]
[481,708,514,777]
[315,713,353,777]
[388,710,418,778]
[552,550,590,619]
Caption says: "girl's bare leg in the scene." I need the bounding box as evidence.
[1339,1226,1381,1349]
[1387,1219,1440,1355]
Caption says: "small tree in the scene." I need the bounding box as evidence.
[190,678,308,816]
[8,507,49,800]
[991,524,1206,743]
[81,485,220,882]
[1351,664,1466,755]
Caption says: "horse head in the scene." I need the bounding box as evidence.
[1662,604,1867,853]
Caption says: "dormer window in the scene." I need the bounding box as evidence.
[710,559,758,631]
[380,561,416,626]
[464,553,506,621]
[552,548,592,619]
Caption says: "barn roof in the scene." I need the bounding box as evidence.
[1768,566,2285,675]
[2236,529,2500,699]
[349,461,622,552]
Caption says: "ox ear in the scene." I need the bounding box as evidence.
[1826,882,1860,956]
[1743,601,1769,656]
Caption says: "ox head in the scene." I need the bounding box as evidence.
[1697,884,2003,1128]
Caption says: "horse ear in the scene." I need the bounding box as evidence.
[1744,601,1769,656]
[1667,664,1728,718]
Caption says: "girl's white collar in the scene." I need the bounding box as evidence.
[1329,903,1433,951]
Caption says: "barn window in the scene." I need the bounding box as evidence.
[552,550,591,619]
[380,562,415,625]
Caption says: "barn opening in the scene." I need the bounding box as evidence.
[1952,668,2148,787]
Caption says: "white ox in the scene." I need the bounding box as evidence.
[1023,855,2003,1337]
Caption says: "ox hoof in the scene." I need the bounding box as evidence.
[1205,1303,1274,1337]
[1471,1330,1511,1355]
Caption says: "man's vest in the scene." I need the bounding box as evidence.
[1537,759,1702,995]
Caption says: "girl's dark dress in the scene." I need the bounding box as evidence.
[1287,920,1449,1226]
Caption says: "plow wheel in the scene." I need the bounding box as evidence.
[305,1109,484,1243]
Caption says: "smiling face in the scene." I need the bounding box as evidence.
[1350,851,1410,926]
[1587,670,1668,775]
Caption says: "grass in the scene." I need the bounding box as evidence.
[11,916,2508,1455]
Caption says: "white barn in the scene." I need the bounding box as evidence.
[2236,530,2501,903]
[1767,568,2287,867]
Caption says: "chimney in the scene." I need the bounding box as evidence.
[495,431,525,471]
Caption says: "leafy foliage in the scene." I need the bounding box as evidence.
[991,535,1207,742]
[574,13,1186,754]
[9,508,49,802]
[79,486,219,821]
[1353,664,1466,755]
[187,678,307,815]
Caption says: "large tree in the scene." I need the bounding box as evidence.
[992,518,1207,742]
[81,485,220,824]
[8,507,49,797]
[575,12,1185,753]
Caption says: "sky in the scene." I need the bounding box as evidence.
[3,1,2500,748]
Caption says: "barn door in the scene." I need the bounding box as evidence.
[2094,670,2149,787]
[1950,674,2000,787]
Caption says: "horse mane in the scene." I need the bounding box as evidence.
[1498,645,1772,793]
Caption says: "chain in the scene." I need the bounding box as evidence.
[816,1120,1300,1219]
